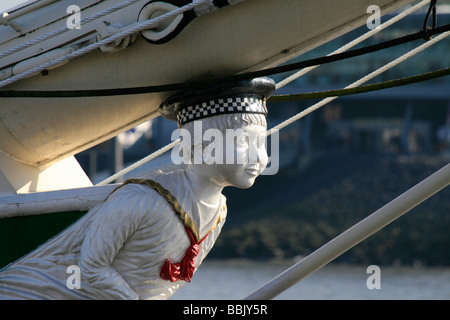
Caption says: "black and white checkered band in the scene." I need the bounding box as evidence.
[177,96,267,126]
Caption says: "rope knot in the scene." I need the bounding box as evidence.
[160,227,207,282]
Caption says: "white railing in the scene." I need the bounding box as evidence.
[245,162,450,299]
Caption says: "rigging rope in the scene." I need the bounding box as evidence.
[270,67,450,103]
[0,0,143,59]
[96,138,181,186]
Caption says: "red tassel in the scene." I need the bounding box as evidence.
[160,227,208,282]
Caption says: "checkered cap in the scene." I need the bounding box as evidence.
[159,77,276,126]
[177,95,267,126]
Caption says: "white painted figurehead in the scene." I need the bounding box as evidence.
[0,77,275,300]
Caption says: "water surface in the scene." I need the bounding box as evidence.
[171,260,450,300]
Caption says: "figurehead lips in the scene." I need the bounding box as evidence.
[159,77,276,126]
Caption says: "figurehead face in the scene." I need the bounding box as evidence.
[160,77,275,189]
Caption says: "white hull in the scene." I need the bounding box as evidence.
[0,0,415,192]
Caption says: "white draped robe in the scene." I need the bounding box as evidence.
[0,170,227,300]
